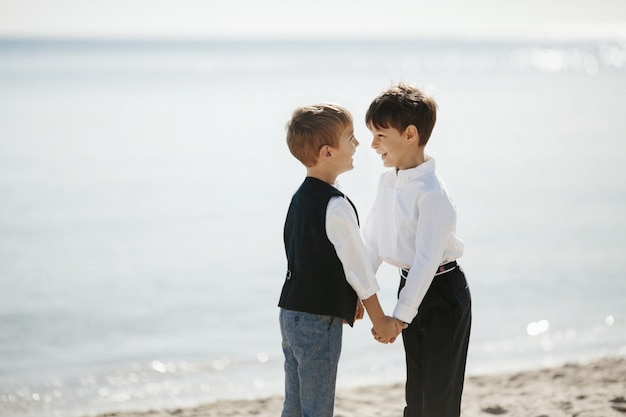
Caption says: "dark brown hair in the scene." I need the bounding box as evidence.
[365,83,437,146]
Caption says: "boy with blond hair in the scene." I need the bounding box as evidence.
[364,84,472,417]
[278,103,405,417]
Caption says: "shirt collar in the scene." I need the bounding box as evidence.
[396,156,435,180]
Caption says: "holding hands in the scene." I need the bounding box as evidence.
[360,294,406,343]
[371,316,406,344]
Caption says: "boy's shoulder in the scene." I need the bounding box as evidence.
[294,177,345,204]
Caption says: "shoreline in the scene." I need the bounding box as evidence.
[87,355,625,417]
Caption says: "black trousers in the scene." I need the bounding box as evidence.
[399,266,472,417]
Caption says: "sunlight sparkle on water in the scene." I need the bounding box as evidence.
[527,320,550,336]
[212,357,231,370]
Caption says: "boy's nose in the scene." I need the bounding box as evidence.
[371,137,378,149]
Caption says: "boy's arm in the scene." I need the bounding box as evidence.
[395,192,456,323]
[362,293,407,341]
[362,198,383,273]
[326,197,404,339]
[326,197,380,301]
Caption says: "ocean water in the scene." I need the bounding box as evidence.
[0,39,625,417]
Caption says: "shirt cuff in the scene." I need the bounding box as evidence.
[346,271,380,300]
[357,287,379,301]
[393,301,418,324]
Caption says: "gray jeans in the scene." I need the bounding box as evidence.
[279,308,343,417]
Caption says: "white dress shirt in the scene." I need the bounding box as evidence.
[363,157,464,323]
[326,194,381,301]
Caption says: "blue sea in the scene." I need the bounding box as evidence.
[1,38,625,417]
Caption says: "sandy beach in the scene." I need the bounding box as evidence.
[88,356,625,417]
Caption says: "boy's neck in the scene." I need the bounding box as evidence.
[306,167,338,185]
[396,148,426,171]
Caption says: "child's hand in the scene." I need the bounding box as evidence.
[354,300,364,321]
[372,327,397,343]
[371,316,407,343]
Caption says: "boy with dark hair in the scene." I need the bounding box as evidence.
[364,84,472,417]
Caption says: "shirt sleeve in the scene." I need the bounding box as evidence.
[393,191,456,323]
[362,198,383,274]
[326,196,380,300]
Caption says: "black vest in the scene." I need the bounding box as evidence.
[278,177,359,326]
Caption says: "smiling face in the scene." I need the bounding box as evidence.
[307,122,359,185]
[331,123,359,174]
[369,124,414,169]
[365,83,437,170]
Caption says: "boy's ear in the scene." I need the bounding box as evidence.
[405,125,420,145]
[318,145,333,160]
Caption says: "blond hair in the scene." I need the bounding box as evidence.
[286,103,352,167]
